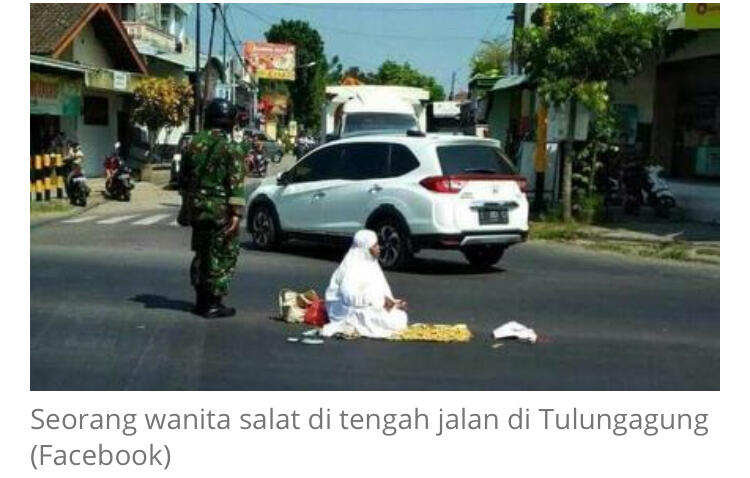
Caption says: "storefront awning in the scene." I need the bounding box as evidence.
[31,55,145,94]
[491,75,529,92]
[30,55,88,74]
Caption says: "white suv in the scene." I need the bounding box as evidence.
[246,133,529,269]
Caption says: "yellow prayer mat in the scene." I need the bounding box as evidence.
[389,323,473,343]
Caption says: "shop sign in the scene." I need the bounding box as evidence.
[260,93,289,116]
[685,3,720,30]
[244,42,296,81]
[113,71,128,91]
[30,72,82,116]
[86,70,135,92]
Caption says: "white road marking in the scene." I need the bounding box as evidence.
[96,214,141,224]
[61,215,98,224]
[132,214,171,226]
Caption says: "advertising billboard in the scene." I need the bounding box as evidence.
[685,3,720,30]
[243,42,296,81]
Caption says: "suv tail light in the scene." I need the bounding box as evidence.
[420,176,467,193]
[516,177,528,193]
[420,174,529,194]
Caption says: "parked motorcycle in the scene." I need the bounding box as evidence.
[622,163,676,218]
[63,142,90,207]
[104,142,134,201]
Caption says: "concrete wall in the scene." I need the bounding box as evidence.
[665,29,720,64]
[610,58,657,123]
[75,91,123,177]
[668,180,720,224]
[487,90,511,146]
[72,24,114,69]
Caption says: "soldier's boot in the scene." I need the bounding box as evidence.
[192,286,209,315]
[202,293,236,319]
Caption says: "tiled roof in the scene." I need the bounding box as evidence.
[30,3,92,55]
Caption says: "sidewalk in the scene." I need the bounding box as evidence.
[32,154,298,226]
[530,210,720,265]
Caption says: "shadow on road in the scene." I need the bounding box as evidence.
[241,240,505,277]
[129,294,193,312]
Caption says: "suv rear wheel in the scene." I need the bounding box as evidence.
[249,204,281,250]
[373,217,412,270]
[462,245,505,269]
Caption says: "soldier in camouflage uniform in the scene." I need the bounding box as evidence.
[179,99,248,318]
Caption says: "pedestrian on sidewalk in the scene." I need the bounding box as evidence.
[179,99,248,318]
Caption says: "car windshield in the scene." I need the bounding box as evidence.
[436,144,517,175]
[343,113,419,136]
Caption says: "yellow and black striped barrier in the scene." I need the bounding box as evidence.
[43,154,52,201]
[31,154,65,202]
[33,155,43,202]
[55,154,64,199]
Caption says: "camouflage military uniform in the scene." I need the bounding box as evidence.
[180,130,247,297]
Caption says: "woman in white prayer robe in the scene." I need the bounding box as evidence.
[320,230,408,339]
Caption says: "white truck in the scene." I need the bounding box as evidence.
[321,85,430,142]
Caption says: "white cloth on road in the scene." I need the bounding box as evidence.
[320,230,408,339]
[492,321,537,343]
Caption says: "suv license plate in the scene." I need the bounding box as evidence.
[478,208,508,225]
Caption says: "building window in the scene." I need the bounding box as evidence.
[83,96,108,126]
[174,10,186,41]
[121,3,136,22]
[160,4,173,34]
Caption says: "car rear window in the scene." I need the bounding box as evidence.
[436,145,517,175]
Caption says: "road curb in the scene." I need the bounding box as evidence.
[30,195,107,229]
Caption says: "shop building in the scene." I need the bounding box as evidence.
[30,3,148,177]
[485,3,719,222]
[118,3,193,149]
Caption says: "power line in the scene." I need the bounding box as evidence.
[233,5,484,42]
[479,8,504,42]
[275,3,508,12]
[214,3,255,87]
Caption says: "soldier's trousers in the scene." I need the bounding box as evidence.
[190,222,240,297]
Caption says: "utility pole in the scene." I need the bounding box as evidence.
[532,6,550,214]
[202,3,217,127]
[449,71,456,101]
[193,3,201,132]
[222,3,226,78]
[561,99,577,222]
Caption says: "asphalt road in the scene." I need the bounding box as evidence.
[30,207,720,390]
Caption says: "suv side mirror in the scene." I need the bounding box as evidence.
[277,171,289,186]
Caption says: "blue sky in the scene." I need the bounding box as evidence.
[186,2,514,93]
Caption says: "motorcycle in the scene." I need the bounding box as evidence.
[104,142,134,201]
[63,142,90,207]
[248,150,268,178]
[294,135,317,159]
[622,163,676,218]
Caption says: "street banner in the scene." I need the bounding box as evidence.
[244,42,296,81]
[685,3,720,30]
[30,72,82,116]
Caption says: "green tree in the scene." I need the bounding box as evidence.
[265,20,326,131]
[374,60,445,101]
[515,3,675,221]
[132,76,193,156]
[470,38,510,77]
[326,55,343,84]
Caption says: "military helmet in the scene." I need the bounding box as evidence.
[204,98,237,131]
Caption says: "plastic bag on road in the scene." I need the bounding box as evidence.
[492,321,537,343]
